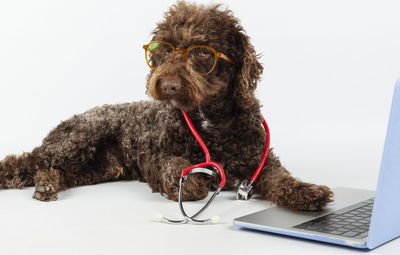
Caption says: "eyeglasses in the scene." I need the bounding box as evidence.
[143,41,235,76]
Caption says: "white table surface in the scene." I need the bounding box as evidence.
[0,181,398,255]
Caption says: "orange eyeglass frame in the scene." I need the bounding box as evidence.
[143,41,235,75]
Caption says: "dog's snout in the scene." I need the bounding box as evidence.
[161,77,181,95]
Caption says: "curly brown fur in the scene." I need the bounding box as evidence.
[0,1,333,210]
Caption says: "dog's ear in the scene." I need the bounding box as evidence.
[233,31,263,109]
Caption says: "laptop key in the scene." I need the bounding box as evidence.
[319,227,336,233]
[296,222,312,229]
[326,230,346,235]
[351,228,365,233]
[358,227,370,232]
[357,232,369,239]
[342,213,354,217]
[307,224,325,231]
[342,231,360,237]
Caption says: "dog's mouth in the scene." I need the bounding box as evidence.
[147,74,206,111]
[158,92,196,111]
[168,98,189,109]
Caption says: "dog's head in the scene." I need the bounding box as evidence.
[145,1,263,111]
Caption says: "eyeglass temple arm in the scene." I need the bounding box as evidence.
[218,52,235,64]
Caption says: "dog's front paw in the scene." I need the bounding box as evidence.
[288,183,334,211]
[163,174,210,202]
[33,180,58,202]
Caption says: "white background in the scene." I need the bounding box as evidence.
[0,0,399,254]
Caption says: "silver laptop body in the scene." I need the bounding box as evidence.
[233,78,400,249]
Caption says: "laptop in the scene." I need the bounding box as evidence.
[233,78,400,249]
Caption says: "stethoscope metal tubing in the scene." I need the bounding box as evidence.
[178,179,221,224]
[160,168,222,225]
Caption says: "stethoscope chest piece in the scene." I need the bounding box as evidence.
[236,179,254,200]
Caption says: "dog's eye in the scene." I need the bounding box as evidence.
[197,48,211,58]
[165,48,172,55]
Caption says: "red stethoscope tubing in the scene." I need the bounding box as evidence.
[180,109,270,189]
[250,117,270,182]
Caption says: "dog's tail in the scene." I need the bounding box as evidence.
[0,152,37,189]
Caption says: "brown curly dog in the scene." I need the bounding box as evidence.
[0,1,333,210]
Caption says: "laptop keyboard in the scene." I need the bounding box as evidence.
[293,198,374,239]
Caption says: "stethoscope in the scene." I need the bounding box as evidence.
[156,109,270,224]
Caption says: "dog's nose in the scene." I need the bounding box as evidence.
[161,77,181,95]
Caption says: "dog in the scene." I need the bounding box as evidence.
[0,1,333,210]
